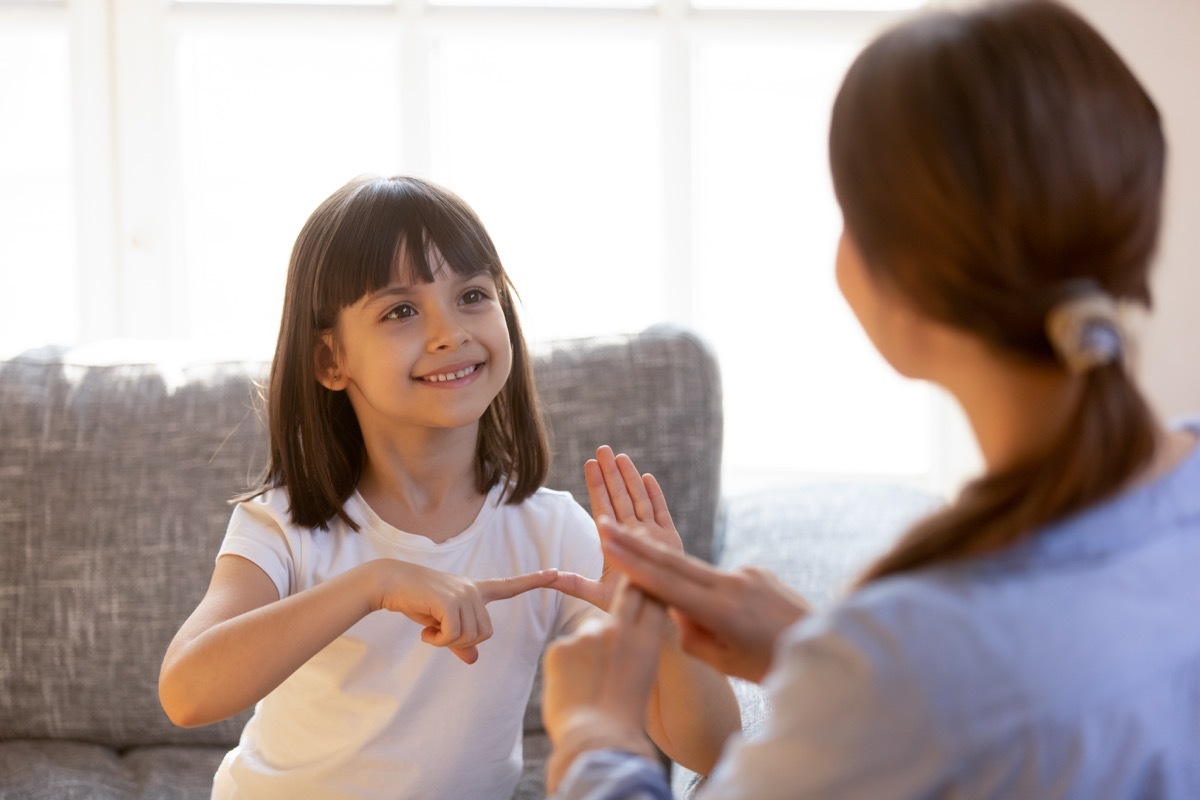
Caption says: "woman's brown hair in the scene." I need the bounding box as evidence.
[828,0,1165,583]
[243,175,548,530]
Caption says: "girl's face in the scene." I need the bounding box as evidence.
[321,247,513,441]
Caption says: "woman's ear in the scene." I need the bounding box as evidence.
[314,333,346,391]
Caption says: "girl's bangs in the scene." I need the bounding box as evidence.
[317,177,503,325]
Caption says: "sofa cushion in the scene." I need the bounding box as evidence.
[715,481,943,610]
[0,740,227,799]
[534,324,723,564]
[0,325,724,757]
[0,350,268,749]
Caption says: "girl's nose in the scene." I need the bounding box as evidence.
[427,308,471,351]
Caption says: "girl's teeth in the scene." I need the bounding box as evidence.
[425,365,477,382]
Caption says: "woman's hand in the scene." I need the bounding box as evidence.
[542,578,667,793]
[549,446,683,611]
[601,518,811,683]
[371,561,558,664]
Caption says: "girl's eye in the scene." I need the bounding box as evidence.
[383,303,416,321]
[461,288,488,305]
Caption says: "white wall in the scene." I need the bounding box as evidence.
[1069,0,1200,420]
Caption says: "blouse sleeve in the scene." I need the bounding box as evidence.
[553,750,673,800]
[548,592,952,800]
[694,598,951,800]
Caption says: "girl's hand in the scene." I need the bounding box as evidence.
[600,518,811,683]
[371,561,558,664]
[542,578,667,793]
[549,446,683,611]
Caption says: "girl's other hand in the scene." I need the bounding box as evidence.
[370,562,558,664]
[542,578,666,793]
[600,518,811,683]
[550,446,683,611]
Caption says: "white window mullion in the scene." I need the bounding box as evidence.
[69,0,119,341]
[400,0,432,175]
[0,1,76,354]
[111,0,186,339]
[660,0,693,326]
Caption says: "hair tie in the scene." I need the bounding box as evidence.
[1044,280,1127,374]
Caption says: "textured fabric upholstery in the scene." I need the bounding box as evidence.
[0,325,723,799]
[0,741,226,800]
[534,324,723,564]
[0,353,268,751]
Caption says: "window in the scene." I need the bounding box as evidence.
[1,8,76,349]
[0,0,979,494]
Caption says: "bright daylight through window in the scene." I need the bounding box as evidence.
[0,0,975,494]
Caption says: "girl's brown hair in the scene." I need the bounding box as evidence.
[245,175,548,530]
[828,0,1165,583]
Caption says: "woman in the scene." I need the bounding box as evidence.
[541,1,1200,797]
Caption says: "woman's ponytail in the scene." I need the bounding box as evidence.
[859,364,1158,583]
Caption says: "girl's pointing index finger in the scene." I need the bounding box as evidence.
[477,569,559,603]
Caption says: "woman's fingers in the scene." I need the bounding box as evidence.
[607,575,642,626]
[615,580,668,668]
[599,517,720,613]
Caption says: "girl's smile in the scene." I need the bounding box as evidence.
[416,361,483,385]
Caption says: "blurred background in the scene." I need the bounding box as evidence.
[2,0,1197,497]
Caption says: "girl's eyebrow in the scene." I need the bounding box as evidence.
[364,270,493,307]
[364,285,416,307]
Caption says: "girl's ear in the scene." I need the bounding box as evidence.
[314,332,346,391]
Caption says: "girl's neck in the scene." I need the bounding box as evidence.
[356,426,486,542]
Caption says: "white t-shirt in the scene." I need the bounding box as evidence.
[211,483,603,800]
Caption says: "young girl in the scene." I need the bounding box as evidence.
[540,1,1200,797]
[158,175,738,798]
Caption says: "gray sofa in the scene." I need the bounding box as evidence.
[0,324,938,799]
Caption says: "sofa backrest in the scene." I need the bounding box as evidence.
[0,325,722,750]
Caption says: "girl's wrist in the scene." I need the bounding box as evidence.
[362,558,405,614]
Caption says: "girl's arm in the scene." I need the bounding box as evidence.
[549,447,743,776]
[159,555,555,728]
[643,612,742,776]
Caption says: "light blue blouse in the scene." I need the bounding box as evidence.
[555,423,1200,799]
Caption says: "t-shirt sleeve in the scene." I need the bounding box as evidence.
[217,493,298,600]
[552,497,606,638]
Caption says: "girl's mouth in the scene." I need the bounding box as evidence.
[419,364,479,383]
